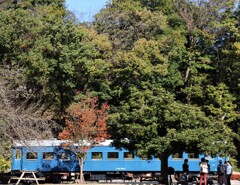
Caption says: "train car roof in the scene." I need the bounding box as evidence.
[13,139,113,147]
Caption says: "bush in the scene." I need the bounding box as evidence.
[0,157,10,172]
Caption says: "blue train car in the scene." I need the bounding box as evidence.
[11,139,226,182]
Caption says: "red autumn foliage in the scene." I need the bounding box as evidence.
[58,94,110,146]
[58,94,111,182]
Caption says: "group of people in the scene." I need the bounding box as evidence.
[182,157,233,185]
[216,159,233,185]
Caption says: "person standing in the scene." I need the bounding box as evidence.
[206,160,210,173]
[226,161,233,185]
[182,159,189,185]
[199,158,208,185]
[217,160,227,185]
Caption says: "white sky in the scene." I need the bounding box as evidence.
[65,0,109,22]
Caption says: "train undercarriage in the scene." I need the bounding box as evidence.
[7,171,162,184]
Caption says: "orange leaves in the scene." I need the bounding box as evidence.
[58,130,71,140]
[58,93,110,170]
[58,93,110,144]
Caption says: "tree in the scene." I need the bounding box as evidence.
[0,67,58,155]
[173,0,237,103]
[0,3,112,117]
[0,0,113,170]
[0,1,68,114]
[107,44,236,184]
[94,0,175,50]
[0,1,67,164]
[211,4,240,166]
[174,0,240,165]
[94,1,238,183]
[58,94,110,183]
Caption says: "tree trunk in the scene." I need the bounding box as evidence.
[160,153,170,185]
[78,158,84,183]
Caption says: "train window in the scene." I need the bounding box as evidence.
[172,152,183,159]
[15,149,21,159]
[108,152,118,159]
[188,153,199,159]
[92,152,102,160]
[26,152,38,160]
[58,152,70,160]
[43,152,54,160]
[124,152,134,159]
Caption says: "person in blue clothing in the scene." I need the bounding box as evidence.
[226,161,233,185]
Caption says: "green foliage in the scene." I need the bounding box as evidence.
[94,0,174,50]
[94,0,240,182]
[0,138,11,172]
[9,0,65,9]
[0,0,240,179]
[0,156,10,172]
[204,84,237,121]
[0,4,113,116]
[230,157,240,172]
[29,0,65,6]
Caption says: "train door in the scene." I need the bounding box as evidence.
[12,147,23,170]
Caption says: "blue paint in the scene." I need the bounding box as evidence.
[11,140,227,174]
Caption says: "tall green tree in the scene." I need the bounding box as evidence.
[174,0,237,103]
[209,4,240,166]
[107,39,236,184]
[0,2,112,116]
[94,0,238,183]
[0,0,113,161]
[175,0,240,164]
[95,0,177,50]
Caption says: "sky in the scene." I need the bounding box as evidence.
[65,0,109,22]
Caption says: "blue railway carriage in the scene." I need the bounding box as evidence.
[11,139,226,182]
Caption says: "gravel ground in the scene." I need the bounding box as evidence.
[45,181,239,185]
[3,178,240,185]
[14,179,239,185]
